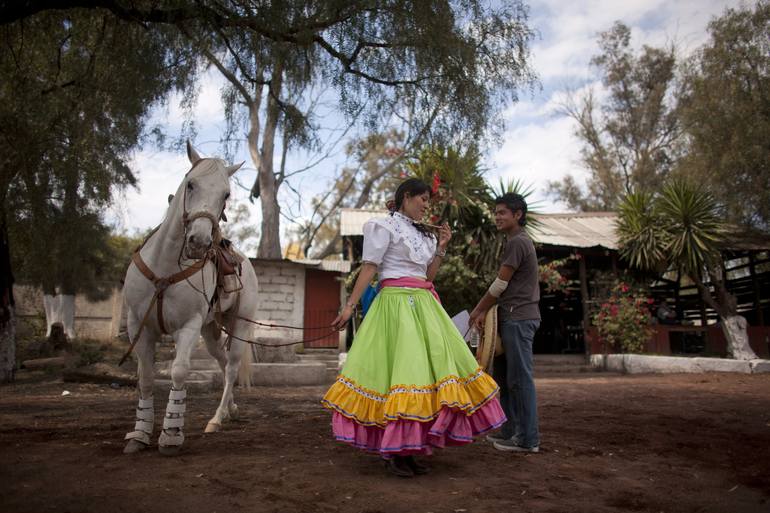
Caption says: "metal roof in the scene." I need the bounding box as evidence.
[531,213,619,249]
[291,258,351,273]
[340,208,620,249]
[340,208,390,236]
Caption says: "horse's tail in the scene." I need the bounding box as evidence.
[237,338,253,388]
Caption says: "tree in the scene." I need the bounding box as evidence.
[550,22,683,211]
[290,130,405,259]
[163,0,536,258]
[678,1,770,230]
[0,9,193,340]
[616,180,758,360]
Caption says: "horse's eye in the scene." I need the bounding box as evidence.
[187,181,194,191]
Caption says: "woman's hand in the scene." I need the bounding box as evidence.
[437,222,451,248]
[331,305,354,331]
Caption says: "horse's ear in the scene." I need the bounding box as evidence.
[226,161,244,177]
[186,140,202,164]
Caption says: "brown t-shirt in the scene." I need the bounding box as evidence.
[498,231,540,321]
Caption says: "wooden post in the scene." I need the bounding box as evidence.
[579,253,591,354]
[749,252,764,326]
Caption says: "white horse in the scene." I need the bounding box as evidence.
[122,143,258,456]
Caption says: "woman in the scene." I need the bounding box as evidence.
[321,178,506,477]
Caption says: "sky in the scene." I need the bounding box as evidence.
[108,0,748,251]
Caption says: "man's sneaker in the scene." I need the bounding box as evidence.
[493,438,539,453]
[486,433,515,444]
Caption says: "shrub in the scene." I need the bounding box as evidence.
[593,282,653,353]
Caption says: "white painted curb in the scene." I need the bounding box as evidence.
[590,354,770,374]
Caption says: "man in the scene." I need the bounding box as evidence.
[469,193,541,453]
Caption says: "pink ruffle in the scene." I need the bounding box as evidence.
[331,400,506,456]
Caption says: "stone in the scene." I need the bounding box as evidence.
[749,359,770,373]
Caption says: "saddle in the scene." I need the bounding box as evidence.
[215,239,244,293]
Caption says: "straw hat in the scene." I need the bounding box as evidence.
[475,305,504,373]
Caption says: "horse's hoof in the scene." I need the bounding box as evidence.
[204,422,221,433]
[123,439,149,454]
[158,445,182,457]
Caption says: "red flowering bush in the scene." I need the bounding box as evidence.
[538,255,579,293]
[593,282,653,353]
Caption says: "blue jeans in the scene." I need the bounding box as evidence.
[494,318,540,448]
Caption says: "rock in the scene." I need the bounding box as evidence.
[749,359,770,374]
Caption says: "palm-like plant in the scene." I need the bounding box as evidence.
[490,177,544,232]
[617,180,757,359]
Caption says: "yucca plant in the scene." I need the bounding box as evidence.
[617,180,757,359]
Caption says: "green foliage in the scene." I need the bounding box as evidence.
[593,282,653,354]
[0,10,192,294]
[538,255,579,294]
[549,21,682,211]
[617,191,669,272]
[618,180,726,276]
[678,0,770,229]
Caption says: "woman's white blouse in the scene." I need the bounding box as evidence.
[361,212,437,280]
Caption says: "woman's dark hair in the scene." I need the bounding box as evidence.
[391,178,435,238]
[494,193,528,226]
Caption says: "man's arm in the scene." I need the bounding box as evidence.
[469,264,515,330]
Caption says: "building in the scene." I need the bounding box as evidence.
[340,209,770,357]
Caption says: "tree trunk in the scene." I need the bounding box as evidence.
[720,315,758,360]
[256,58,284,260]
[693,269,758,360]
[0,307,14,383]
[43,293,59,338]
[59,294,76,340]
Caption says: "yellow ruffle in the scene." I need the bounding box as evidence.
[321,368,500,427]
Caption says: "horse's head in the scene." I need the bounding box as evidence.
[181,142,243,259]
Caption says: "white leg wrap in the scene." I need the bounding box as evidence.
[125,397,154,445]
[160,388,186,447]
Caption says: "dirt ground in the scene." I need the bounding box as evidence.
[1,371,769,513]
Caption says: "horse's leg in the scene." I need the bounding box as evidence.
[157,325,198,456]
[204,329,249,434]
[124,322,156,454]
[202,322,229,433]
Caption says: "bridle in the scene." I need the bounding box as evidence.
[180,160,225,255]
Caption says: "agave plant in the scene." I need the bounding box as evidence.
[617,179,757,359]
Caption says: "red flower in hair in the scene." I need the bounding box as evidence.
[431,172,441,194]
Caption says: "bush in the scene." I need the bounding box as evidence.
[593,282,653,353]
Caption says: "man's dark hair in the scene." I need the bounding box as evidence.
[495,193,528,226]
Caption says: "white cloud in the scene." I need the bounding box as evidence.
[489,115,588,213]
[490,0,747,214]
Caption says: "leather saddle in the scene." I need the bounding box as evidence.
[215,239,244,293]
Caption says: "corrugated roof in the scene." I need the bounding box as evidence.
[340,208,620,249]
[531,213,618,249]
[291,259,351,273]
[340,208,389,236]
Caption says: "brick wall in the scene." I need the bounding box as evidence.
[14,284,122,341]
[251,259,306,341]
